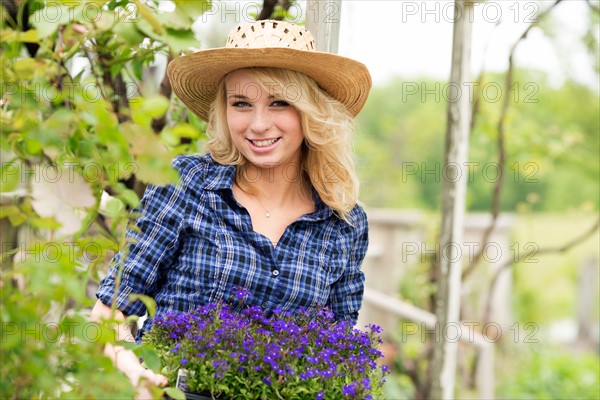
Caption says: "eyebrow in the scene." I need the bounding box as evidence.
[227,94,276,100]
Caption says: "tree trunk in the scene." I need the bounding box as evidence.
[430,1,474,398]
[305,0,342,53]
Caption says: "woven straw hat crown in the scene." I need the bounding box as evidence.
[226,20,316,50]
[168,20,371,121]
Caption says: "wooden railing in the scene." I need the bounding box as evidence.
[357,209,515,399]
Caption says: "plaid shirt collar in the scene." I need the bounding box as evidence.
[190,156,334,222]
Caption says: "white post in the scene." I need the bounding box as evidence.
[305,0,342,53]
[430,1,474,398]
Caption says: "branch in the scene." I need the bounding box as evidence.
[399,341,433,400]
[82,46,109,103]
[470,20,501,135]
[257,0,278,20]
[257,0,291,20]
[462,0,564,280]
[151,54,174,134]
[482,217,600,324]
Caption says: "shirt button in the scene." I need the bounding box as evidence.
[261,301,269,309]
[272,270,279,276]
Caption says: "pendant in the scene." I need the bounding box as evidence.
[265,211,271,218]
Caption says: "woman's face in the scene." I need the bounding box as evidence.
[224,69,304,171]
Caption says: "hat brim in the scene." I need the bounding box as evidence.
[167,48,372,121]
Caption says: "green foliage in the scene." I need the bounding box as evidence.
[356,72,600,212]
[510,213,600,323]
[381,373,415,400]
[498,345,600,399]
[0,0,209,398]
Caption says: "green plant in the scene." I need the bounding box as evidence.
[498,345,600,399]
[144,289,389,399]
[1,1,209,398]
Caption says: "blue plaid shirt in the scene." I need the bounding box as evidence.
[96,154,368,339]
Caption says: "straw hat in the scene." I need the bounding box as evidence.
[167,20,372,121]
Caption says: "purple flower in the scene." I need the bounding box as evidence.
[342,382,358,396]
[233,286,252,303]
[143,300,390,398]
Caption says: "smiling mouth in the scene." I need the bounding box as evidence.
[247,138,280,147]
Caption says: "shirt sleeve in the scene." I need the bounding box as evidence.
[328,205,368,325]
[96,181,187,317]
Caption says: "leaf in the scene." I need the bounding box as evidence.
[0,205,27,226]
[170,123,201,139]
[162,28,199,53]
[132,60,144,81]
[154,11,191,31]
[30,165,96,237]
[143,96,170,118]
[129,294,156,317]
[119,341,140,351]
[130,96,170,127]
[0,29,39,43]
[31,3,72,37]
[118,188,140,208]
[134,0,165,35]
[25,138,43,154]
[163,388,186,400]
[113,20,145,46]
[136,17,199,53]
[120,123,178,185]
[94,8,116,32]
[1,161,21,193]
[13,59,39,79]
[99,191,125,219]
[172,0,211,18]
[140,346,161,371]
[44,109,77,137]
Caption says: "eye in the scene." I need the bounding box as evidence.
[271,100,290,107]
[231,101,251,108]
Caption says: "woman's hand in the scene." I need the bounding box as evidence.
[90,300,168,399]
[113,346,168,399]
[127,364,168,400]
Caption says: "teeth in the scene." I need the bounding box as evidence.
[251,138,277,147]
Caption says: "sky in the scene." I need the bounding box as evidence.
[337,0,597,88]
[194,0,598,89]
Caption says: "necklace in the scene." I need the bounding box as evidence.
[253,195,275,218]
[234,183,276,218]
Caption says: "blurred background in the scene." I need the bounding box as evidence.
[197,2,600,397]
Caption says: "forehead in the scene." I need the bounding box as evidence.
[224,69,255,86]
[224,70,262,96]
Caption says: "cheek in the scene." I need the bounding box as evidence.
[287,117,303,138]
[226,114,246,135]
[280,111,302,133]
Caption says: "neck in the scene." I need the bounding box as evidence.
[236,162,309,205]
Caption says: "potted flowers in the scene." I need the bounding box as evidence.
[144,290,389,399]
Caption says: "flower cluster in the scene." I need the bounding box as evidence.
[144,293,389,399]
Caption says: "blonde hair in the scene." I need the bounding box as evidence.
[205,67,359,219]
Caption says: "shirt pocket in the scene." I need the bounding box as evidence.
[284,249,337,309]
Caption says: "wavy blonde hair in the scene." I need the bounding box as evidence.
[205,67,359,220]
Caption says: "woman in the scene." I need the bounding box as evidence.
[91,20,372,396]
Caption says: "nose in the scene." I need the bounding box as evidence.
[250,109,272,134]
